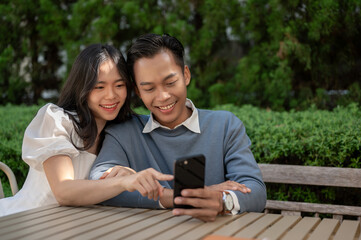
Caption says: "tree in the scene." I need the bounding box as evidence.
[0,0,71,104]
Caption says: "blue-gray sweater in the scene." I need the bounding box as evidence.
[89,109,267,213]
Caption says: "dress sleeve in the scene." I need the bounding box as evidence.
[22,103,80,171]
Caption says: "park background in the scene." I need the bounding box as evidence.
[1,0,360,213]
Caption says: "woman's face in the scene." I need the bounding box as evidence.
[87,59,127,131]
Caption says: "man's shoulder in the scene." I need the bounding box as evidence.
[197,108,244,134]
[198,108,239,122]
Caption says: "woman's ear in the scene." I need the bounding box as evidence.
[184,65,191,86]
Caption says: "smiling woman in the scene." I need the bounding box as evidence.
[87,59,128,144]
[0,44,173,217]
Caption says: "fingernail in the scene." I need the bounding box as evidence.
[173,209,180,215]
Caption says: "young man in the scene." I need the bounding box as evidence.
[90,33,266,222]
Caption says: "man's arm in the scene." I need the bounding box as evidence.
[89,132,161,208]
[170,113,266,221]
[222,113,267,213]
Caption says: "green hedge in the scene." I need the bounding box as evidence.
[1,104,360,207]
[0,104,40,196]
[213,103,361,211]
[214,103,361,168]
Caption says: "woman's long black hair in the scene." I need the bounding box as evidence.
[57,44,133,153]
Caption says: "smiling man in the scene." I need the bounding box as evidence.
[90,33,266,222]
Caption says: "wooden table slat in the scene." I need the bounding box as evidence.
[123,215,192,240]
[100,210,174,239]
[149,218,203,240]
[1,207,104,240]
[213,212,264,236]
[257,215,301,240]
[41,207,131,240]
[333,220,360,240]
[233,214,281,239]
[175,214,243,240]
[69,208,165,240]
[49,208,143,240]
[307,218,340,240]
[281,217,321,240]
[1,205,360,240]
[0,204,60,223]
[0,206,85,235]
[0,205,72,229]
[19,208,116,240]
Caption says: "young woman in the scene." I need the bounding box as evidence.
[0,44,172,216]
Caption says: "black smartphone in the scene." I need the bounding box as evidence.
[173,154,205,208]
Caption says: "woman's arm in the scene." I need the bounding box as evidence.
[43,155,173,206]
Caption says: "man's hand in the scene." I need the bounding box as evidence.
[172,188,223,222]
[206,180,251,193]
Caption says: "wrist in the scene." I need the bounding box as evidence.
[220,191,234,215]
[159,188,174,208]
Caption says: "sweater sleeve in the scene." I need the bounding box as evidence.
[89,125,160,208]
[223,113,267,213]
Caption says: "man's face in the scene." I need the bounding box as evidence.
[133,50,191,129]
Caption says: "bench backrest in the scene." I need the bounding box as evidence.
[258,164,361,219]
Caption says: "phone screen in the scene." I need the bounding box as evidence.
[173,154,205,208]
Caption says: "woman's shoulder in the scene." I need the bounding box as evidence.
[22,103,80,171]
[37,103,73,121]
[23,103,80,146]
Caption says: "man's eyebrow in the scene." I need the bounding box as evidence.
[139,73,178,86]
[163,73,177,81]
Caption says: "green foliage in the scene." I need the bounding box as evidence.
[0,104,40,193]
[230,0,361,110]
[1,0,361,108]
[0,0,68,104]
[214,103,361,167]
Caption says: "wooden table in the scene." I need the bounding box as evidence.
[0,205,360,240]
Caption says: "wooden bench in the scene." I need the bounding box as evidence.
[258,164,361,220]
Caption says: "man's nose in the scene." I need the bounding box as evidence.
[157,89,171,101]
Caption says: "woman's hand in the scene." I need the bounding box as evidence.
[100,166,136,179]
[206,180,251,193]
[120,168,174,201]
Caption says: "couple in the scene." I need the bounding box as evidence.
[0,33,266,222]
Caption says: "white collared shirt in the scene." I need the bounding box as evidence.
[142,98,201,134]
[142,98,240,214]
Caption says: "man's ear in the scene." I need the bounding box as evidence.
[184,65,191,86]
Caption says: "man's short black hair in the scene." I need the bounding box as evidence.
[127,33,185,84]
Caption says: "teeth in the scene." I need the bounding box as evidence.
[101,103,117,109]
[159,103,175,110]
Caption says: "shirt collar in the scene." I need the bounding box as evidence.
[142,98,201,134]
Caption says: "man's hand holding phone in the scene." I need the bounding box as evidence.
[171,154,221,222]
[170,154,251,222]
[173,188,223,222]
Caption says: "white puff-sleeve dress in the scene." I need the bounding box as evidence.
[0,103,96,216]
